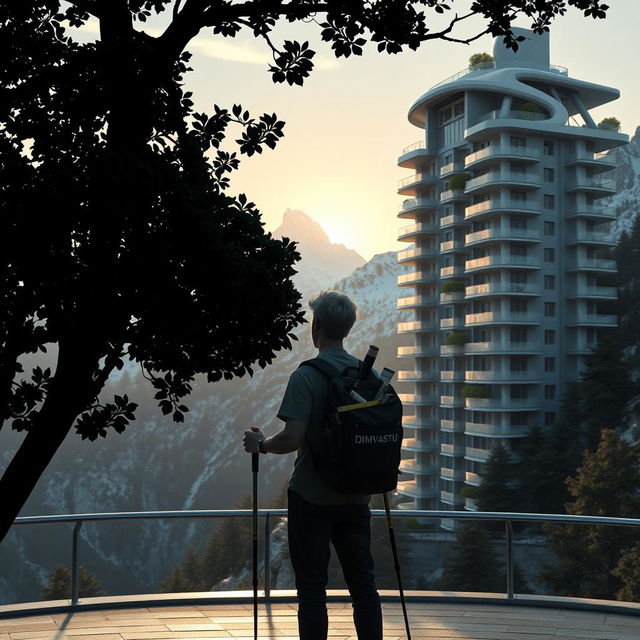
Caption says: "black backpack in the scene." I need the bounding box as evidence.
[299,357,403,494]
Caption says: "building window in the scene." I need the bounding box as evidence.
[510,216,527,229]
[544,275,556,290]
[544,168,555,182]
[545,412,556,426]
[511,190,528,202]
[544,385,556,400]
[511,162,527,175]
[544,329,556,345]
[510,300,528,314]
[510,327,528,342]
[511,356,528,372]
[544,221,555,235]
[544,194,555,209]
[510,244,527,256]
[511,386,528,399]
[543,140,555,156]
[544,302,556,317]
[511,412,528,426]
[544,357,556,372]
[544,248,555,262]
[587,328,598,344]
[511,136,527,148]
[510,272,528,284]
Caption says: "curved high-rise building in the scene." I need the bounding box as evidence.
[396,29,628,518]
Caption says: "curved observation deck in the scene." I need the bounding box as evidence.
[4,509,640,640]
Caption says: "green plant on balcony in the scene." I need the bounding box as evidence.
[441,280,465,294]
[447,174,468,191]
[461,384,486,399]
[468,52,494,70]
[444,332,466,346]
[597,117,621,132]
[516,101,546,114]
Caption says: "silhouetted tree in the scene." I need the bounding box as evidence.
[0,0,613,544]
[42,565,105,599]
[542,429,640,599]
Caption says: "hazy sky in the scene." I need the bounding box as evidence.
[76,0,639,259]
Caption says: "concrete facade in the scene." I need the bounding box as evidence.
[395,29,628,518]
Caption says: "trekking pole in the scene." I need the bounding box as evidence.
[383,493,411,640]
[252,452,259,640]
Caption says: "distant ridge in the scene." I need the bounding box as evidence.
[273,208,366,299]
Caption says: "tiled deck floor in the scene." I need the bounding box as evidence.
[1,602,640,640]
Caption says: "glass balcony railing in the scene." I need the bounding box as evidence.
[400,197,437,212]
[397,271,438,285]
[569,230,615,243]
[571,205,616,218]
[464,255,539,271]
[465,397,538,410]
[570,257,617,271]
[397,345,438,357]
[398,222,438,238]
[464,340,538,353]
[397,320,436,333]
[398,173,437,189]
[465,171,539,191]
[397,295,438,308]
[465,283,539,297]
[397,247,438,262]
[569,178,616,191]
[401,140,427,155]
[465,370,539,383]
[479,109,550,123]
[465,311,540,325]
[465,199,539,218]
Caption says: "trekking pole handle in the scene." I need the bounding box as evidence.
[252,452,259,473]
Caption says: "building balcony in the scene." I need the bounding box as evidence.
[567,178,616,194]
[399,393,438,406]
[397,345,438,358]
[466,446,491,462]
[440,239,465,253]
[399,197,437,218]
[440,265,466,278]
[397,271,439,286]
[567,230,616,245]
[398,370,438,382]
[440,317,465,329]
[567,312,618,327]
[399,459,438,475]
[440,188,469,203]
[398,320,437,334]
[440,344,465,356]
[464,341,539,355]
[398,172,438,195]
[465,471,482,486]
[465,311,540,326]
[567,151,616,173]
[441,490,464,505]
[440,395,464,407]
[568,258,617,272]
[464,255,539,272]
[441,443,465,456]
[440,370,465,381]
[465,199,539,220]
[465,422,532,437]
[439,214,465,228]
[402,437,438,452]
[465,228,540,246]
[402,416,438,429]
[464,171,540,195]
[398,222,439,241]
[566,285,617,299]
[568,205,616,220]
[479,109,551,125]
[396,480,438,498]
[398,247,439,263]
[440,290,466,303]
[397,295,439,309]
[440,418,465,431]
[439,162,466,177]
[465,397,540,411]
[441,467,465,481]
[464,145,540,169]
[397,140,436,168]
[465,283,540,298]
[465,370,540,383]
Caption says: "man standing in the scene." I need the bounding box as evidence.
[243,290,383,640]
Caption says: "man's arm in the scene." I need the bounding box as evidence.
[243,420,306,455]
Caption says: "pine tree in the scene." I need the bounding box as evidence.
[612,544,640,602]
[438,522,504,592]
[542,429,640,599]
[473,445,518,514]
[42,565,105,600]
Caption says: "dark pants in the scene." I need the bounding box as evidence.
[287,489,383,640]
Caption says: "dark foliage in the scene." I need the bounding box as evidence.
[42,564,105,599]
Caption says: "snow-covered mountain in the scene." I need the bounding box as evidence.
[273,209,366,299]
[0,212,404,604]
[606,126,640,237]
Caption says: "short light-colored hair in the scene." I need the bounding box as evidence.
[309,291,358,340]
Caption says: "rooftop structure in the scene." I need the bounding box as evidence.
[395,28,628,518]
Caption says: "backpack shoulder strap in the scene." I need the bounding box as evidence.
[298,358,344,380]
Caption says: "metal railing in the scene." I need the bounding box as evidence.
[8,508,640,610]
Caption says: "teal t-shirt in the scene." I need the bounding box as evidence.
[277,348,370,506]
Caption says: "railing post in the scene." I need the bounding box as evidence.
[264,512,271,600]
[505,520,514,599]
[71,521,83,606]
